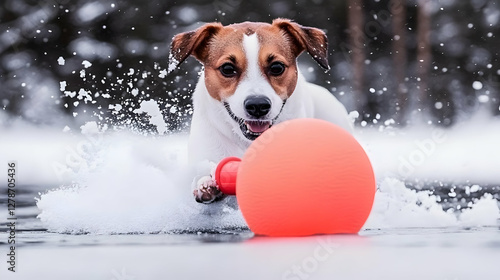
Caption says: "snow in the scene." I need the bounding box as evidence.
[478,95,489,103]
[364,178,499,229]
[124,39,148,55]
[133,99,168,135]
[460,194,500,227]
[484,4,500,25]
[57,56,65,65]
[109,103,122,112]
[68,37,118,61]
[64,90,76,98]
[35,132,245,234]
[80,121,100,134]
[17,73,65,125]
[168,52,180,73]
[59,81,66,91]
[1,111,494,234]
[77,88,92,103]
[82,60,92,68]
[472,81,483,90]
[176,6,200,24]
[76,1,109,23]
[357,113,500,185]
[159,68,168,78]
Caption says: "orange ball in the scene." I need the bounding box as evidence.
[236,119,375,237]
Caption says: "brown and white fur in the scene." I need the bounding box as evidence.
[169,19,352,204]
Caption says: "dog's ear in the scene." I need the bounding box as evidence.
[272,18,329,70]
[169,22,223,72]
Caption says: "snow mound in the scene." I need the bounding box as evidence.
[36,130,246,234]
[364,178,500,230]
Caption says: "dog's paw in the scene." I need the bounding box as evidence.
[193,176,225,204]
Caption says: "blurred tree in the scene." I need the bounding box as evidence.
[416,0,431,117]
[348,0,366,114]
[391,0,408,124]
[0,0,499,130]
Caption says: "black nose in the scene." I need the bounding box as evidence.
[244,96,271,118]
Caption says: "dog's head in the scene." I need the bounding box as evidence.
[170,19,329,141]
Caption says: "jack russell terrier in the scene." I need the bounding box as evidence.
[169,19,353,204]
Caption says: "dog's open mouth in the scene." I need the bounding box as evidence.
[243,120,272,140]
[223,101,286,141]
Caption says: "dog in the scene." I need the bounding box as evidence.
[169,19,353,204]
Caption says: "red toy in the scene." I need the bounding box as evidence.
[214,157,241,195]
[214,119,376,237]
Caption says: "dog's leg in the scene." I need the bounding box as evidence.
[193,176,226,203]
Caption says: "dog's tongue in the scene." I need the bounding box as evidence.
[246,121,271,133]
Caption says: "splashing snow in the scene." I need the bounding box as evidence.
[36,131,246,234]
[31,113,500,234]
[364,178,499,230]
[133,99,168,135]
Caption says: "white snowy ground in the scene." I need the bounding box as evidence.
[1,110,500,280]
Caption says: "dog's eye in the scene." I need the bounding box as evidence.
[269,62,285,76]
[219,63,238,77]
